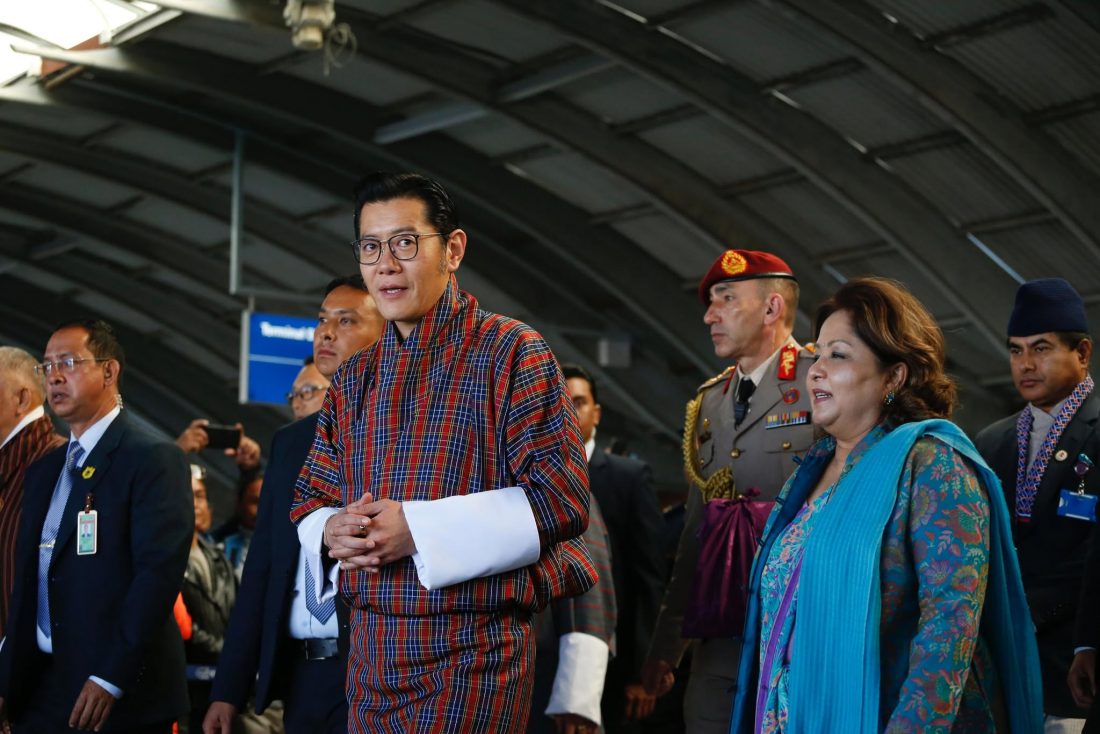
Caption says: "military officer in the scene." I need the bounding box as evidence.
[642,249,816,733]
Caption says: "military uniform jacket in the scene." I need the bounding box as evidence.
[649,345,816,666]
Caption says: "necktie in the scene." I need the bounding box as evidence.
[734,377,756,427]
[303,559,336,624]
[38,442,85,638]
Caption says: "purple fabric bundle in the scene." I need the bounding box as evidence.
[682,492,773,639]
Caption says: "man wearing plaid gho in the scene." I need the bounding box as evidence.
[976,278,1100,733]
[290,172,597,733]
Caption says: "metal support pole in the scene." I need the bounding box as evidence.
[229,128,244,295]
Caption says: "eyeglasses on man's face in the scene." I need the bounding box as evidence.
[33,357,108,377]
[349,232,444,265]
[286,383,329,404]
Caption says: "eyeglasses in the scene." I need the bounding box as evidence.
[286,383,329,404]
[34,357,108,377]
[350,232,444,265]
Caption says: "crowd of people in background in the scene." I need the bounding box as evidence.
[0,171,1095,734]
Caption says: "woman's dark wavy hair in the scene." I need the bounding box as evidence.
[814,277,957,424]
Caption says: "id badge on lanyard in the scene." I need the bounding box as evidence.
[1057,453,1098,522]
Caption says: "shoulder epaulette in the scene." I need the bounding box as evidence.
[696,365,736,394]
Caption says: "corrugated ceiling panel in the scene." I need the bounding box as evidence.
[786,69,946,148]
[513,152,649,215]
[0,99,113,137]
[124,199,230,247]
[882,143,1039,225]
[310,210,352,241]
[405,0,570,63]
[2,262,71,293]
[0,150,29,172]
[209,163,337,218]
[79,243,150,270]
[737,181,879,255]
[343,0,424,13]
[13,168,136,209]
[610,213,716,279]
[612,0,688,17]
[668,3,846,82]
[151,14,292,64]
[829,250,958,319]
[283,55,434,106]
[95,125,228,174]
[560,68,687,125]
[871,0,1037,35]
[74,290,164,334]
[975,221,1100,292]
[144,269,241,311]
[638,114,788,185]
[446,114,548,158]
[240,237,334,290]
[159,331,236,379]
[944,20,1100,111]
[1043,110,1100,180]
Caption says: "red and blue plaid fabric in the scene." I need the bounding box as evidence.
[1014,375,1094,520]
[291,277,596,731]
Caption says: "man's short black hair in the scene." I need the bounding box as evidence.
[561,363,598,406]
[324,274,368,296]
[352,172,459,239]
[54,319,125,372]
[1056,331,1092,351]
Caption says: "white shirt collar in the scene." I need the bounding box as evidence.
[584,430,596,463]
[736,337,799,387]
[69,406,122,466]
[0,405,45,450]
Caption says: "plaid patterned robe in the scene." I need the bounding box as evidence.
[291,278,596,732]
[0,412,65,637]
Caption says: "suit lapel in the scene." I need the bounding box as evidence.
[994,416,1022,511]
[54,413,126,555]
[1035,394,1100,516]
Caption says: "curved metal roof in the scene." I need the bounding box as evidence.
[2,0,1099,491]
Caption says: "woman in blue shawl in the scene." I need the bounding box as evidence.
[730,277,1042,733]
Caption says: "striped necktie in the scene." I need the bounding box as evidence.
[304,559,336,624]
[38,442,85,638]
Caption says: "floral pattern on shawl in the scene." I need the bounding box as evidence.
[755,425,1003,733]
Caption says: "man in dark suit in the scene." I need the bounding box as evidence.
[561,364,665,732]
[0,319,192,733]
[975,278,1100,732]
[1075,529,1100,733]
[203,276,382,734]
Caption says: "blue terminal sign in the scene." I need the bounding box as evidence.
[239,311,315,405]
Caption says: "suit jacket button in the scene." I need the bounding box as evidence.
[730,448,742,459]
[782,441,792,450]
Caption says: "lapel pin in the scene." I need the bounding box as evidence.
[1054,450,1069,462]
[82,466,95,480]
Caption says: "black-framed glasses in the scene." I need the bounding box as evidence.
[350,232,444,265]
[33,357,108,377]
[286,383,329,404]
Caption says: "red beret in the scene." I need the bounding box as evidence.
[699,249,797,305]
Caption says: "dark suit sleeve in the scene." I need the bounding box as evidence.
[95,442,192,691]
[623,462,667,669]
[210,428,287,709]
[1076,522,1100,649]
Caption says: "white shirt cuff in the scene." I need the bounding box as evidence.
[1074,646,1097,655]
[544,632,609,725]
[90,676,122,698]
[296,507,341,604]
[404,486,540,590]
